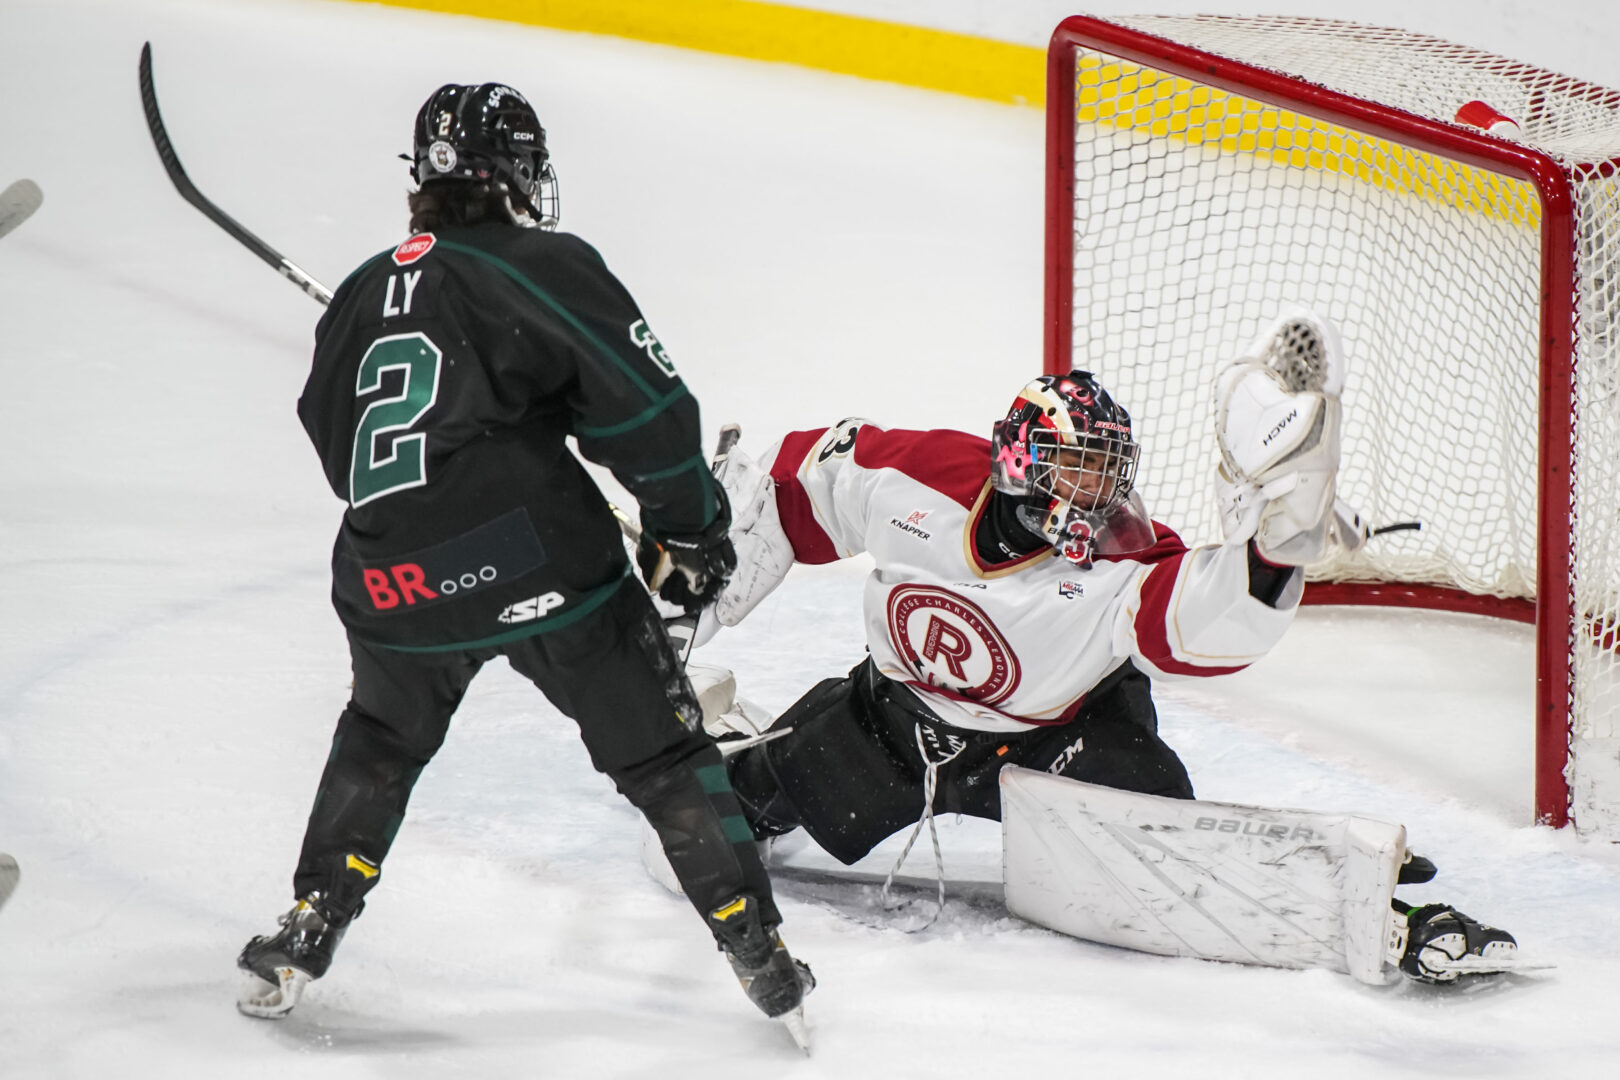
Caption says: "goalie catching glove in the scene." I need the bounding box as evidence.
[636,490,738,614]
[1215,307,1365,566]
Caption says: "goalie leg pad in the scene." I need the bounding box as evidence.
[1000,767,1405,984]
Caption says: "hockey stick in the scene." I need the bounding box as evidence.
[138,43,332,305]
[0,179,43,241]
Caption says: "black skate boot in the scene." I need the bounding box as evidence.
[1393,902,1519,984]
[236,893,351,1018]
[708,895,815,1050]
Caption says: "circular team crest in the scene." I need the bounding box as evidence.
[885,585,1020,706]
[428,140,458,173]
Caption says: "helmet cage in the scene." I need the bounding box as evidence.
[1025,427,1139,518]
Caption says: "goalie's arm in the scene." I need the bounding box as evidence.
[707,418,881,630]
[1118,538,1302,679]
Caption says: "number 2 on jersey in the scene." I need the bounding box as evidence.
[349,332,443,508]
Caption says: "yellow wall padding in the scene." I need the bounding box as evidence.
[353,0,1046,106]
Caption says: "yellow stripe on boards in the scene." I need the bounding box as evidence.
[1075,56,1540,229]
[352,0,1046,106]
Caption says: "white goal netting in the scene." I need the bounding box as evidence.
[1051,15,1620,834]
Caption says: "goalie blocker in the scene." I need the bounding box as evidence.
[1000,768,1537,985]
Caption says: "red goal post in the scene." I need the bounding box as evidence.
[1044,15,1620,834]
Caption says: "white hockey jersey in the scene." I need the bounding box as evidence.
[759,420,1300,734]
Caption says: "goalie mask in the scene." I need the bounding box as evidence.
[990,370,1154,567]
[411,82,560,229]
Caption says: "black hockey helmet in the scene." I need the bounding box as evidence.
[411,82,559,228]
[989,370,1153,566]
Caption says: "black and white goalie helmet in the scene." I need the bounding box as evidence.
[989,370,1155,566]
[411,82,560,229]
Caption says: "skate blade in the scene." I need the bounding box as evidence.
[1429,950,1555,977]
[236,967,310,1019]
[778,1005,811,1054]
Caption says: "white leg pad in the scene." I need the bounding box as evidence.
[1000,767,1405,984]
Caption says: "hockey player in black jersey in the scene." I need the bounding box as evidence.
[237,82,811,1036]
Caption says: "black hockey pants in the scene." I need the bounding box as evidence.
[292,578,779,929]
[727,658,1194,864]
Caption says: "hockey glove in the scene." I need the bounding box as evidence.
[1214,307,1348,566]
[637,500,738,614]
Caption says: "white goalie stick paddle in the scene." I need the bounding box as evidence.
[138,43,332,305]
[0,179,43,241]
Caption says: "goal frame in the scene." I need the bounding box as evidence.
[1043,15,1578,826]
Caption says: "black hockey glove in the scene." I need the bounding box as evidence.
[636,508,737,614]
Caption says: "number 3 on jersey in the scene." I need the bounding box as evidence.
[349,332,443,508]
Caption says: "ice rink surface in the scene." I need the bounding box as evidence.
[3,0,1620,1076]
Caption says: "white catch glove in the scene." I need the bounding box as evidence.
[1214,307,1349,566]
[711,444,795,629]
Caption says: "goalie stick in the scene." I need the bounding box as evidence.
[612,423,741,665]
[0,179,43,241]
[138,43,332,305]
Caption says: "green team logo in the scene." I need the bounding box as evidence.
[349,332,443,508]
[629,318,677,378]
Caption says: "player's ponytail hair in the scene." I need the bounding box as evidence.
[407,179,515,233]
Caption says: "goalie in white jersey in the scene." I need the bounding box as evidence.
[694,309,1524,985]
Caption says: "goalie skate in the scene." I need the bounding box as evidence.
[1388,903,1551,983]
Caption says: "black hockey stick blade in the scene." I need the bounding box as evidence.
[0,853,18,911]
[0,179,43,241]
[138,42,332,306]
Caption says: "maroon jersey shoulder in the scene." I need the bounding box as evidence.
[851,427,990,510]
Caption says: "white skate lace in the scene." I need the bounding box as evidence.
[878,724,966,932]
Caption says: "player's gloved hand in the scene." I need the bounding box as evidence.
[637,500,738,614]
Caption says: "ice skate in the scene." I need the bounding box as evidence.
[236,894,348,1018]
[1390,903,1546,983]
[708,895,815,1053]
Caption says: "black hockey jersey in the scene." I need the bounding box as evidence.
[298,223,718,651]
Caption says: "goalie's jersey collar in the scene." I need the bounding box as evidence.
[965,482,1052,577]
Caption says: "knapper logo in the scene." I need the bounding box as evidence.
[886,585,1019,705]
[392,233,436,266]
[889,509,933,541]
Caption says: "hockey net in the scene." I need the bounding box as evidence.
[1046,15,1620,835]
